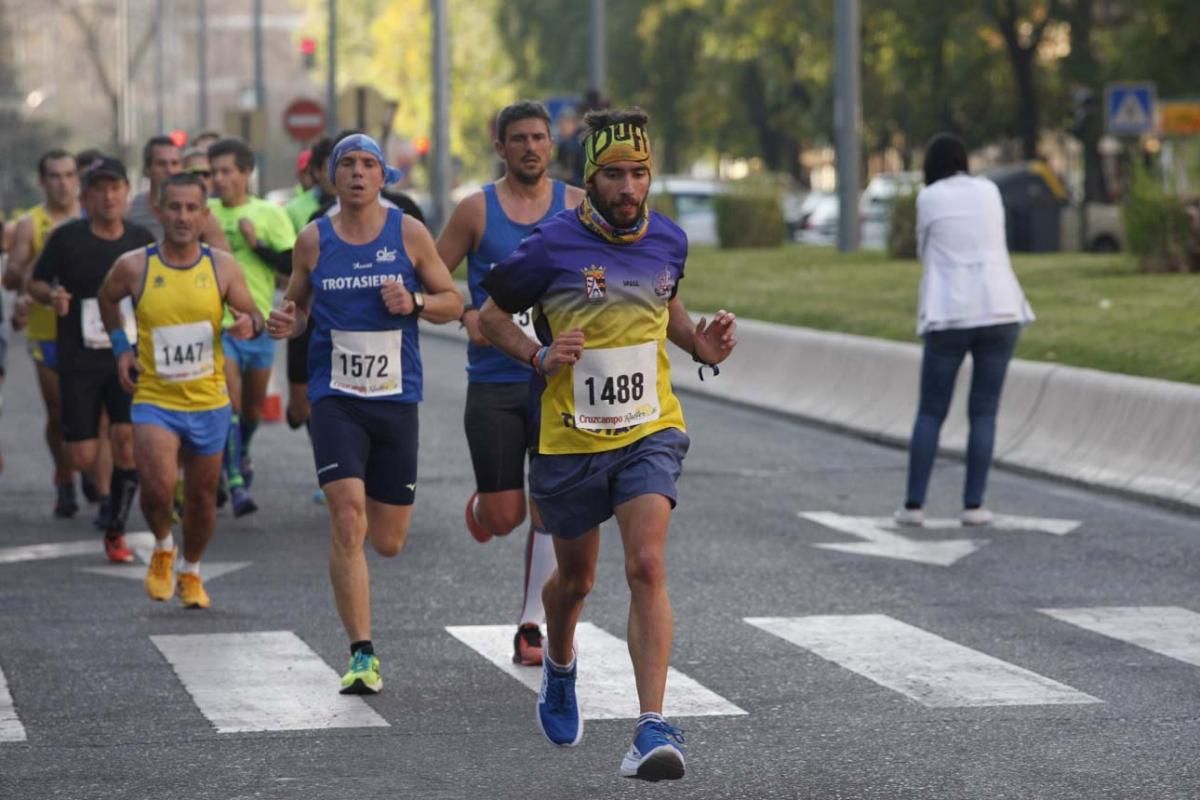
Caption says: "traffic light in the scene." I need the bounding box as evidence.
[300,37,317,70]
[168,129,189,148]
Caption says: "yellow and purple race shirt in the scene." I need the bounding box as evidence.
[482,209,688,456]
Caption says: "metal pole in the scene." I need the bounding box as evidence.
[589,0,606,97]
[431,0,450,232]
[155,0,165,133]
[197,0,208,129]
[326,0,337,135]
[253,0,267,190]
[116,0,129,150]
[835,0,861,252]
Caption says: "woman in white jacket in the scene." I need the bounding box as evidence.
[896,134,1034,527]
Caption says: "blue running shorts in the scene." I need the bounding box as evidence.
[529,427,690,539]
[27,338,58,371]
[221,329,275,371]
[132,403,232,456]
[309,395,419,506]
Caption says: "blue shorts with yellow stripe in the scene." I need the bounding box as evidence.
[27,339,57,371]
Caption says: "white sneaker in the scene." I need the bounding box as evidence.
[961,507,994,526]
[893,508,925,527]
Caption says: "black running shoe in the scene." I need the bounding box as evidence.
[92,496,113,531]
[80,472,100,504]
[54,483,78,518]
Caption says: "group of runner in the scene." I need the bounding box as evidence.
[1,102,737,782]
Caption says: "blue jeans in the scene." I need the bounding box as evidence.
[905,323,1020,509]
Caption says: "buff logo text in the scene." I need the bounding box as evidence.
[591,124,647,159]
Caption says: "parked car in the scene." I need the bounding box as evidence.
[793,191,840,246]
[860,171,922,250]
[649,176,724,246]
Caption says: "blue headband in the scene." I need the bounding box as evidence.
[329,134,402,185]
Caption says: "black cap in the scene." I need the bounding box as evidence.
[83,156,128,186]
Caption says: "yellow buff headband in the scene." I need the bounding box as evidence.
[583,122,654,183]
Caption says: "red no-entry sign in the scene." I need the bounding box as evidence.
[283,98,326,142]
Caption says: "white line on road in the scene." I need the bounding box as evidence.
[745,614,1101,708]
[80,562,251,582]
[0,662,27,742]
[0,540,100,565]
[151,631,389,733]
[446,623,746,719]
[1041,606,1200,667]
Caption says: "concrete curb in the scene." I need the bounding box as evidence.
[423,316,1200,510]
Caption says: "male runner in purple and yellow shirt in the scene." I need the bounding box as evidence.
[480,107,737,783]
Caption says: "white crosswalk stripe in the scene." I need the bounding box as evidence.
[446,623,746,719]
[151,631,389,733]
[0,661,27,743]
[1041,606,1200,667]
[745,614,1101,708]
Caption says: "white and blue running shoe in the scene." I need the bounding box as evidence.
[619,715,686,781]
[537,657,583,746]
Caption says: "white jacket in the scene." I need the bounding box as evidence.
[915,173,1034,335]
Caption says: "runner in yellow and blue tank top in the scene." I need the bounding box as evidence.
[479,108,737,783]
[268,133,462,696]
[100,172,264,610]
[6,150,82,516]
[436,100,586,668]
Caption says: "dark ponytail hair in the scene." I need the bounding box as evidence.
[923,133,969,186]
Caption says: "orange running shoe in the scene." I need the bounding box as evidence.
[103,534,135,564]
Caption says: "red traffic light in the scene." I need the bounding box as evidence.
[168,129,189,148]
[300,37,317,56]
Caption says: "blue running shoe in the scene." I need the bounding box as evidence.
[230,486,258,518]
[537,657,583,747]
[619,717,686,781]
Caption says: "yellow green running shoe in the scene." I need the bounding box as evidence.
[339,650,382,695]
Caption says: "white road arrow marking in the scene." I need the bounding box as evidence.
[74,532,250,582]
[861,515,1082,536]
[800,512,985,566]
[79,561,251,582]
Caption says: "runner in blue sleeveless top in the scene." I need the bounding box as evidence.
[437,101,585,667]
[269,133,462,695]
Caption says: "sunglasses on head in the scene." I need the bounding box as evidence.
[188,168,211,178]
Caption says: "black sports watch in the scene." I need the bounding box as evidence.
[411,291,426,315]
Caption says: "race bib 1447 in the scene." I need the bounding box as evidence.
[152,321,214,382]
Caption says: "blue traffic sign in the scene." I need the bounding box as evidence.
[1104,83,1157,136]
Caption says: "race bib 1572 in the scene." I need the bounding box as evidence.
[330,329,403,398]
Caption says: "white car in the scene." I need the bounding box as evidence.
[649,176,724,246]
[793,191,840,246]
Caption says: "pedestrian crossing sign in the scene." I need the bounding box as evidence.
[1105,82,1156,136]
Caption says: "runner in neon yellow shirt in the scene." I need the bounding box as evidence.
[207,137,296,516]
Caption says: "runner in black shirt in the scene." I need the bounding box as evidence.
[30,156,154,563]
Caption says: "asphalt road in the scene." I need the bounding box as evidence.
[1,330,1198,800]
